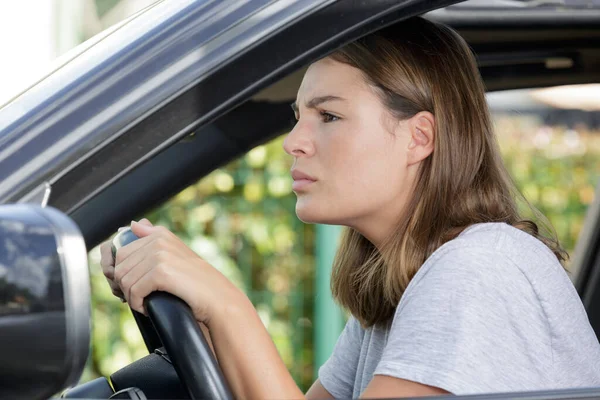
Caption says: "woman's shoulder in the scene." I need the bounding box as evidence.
[407,222,567,293]
[456,222,560,264]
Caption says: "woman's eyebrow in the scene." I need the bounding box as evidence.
[291,95,346,113]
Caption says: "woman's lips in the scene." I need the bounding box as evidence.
[291,169,317,192]
[292,179,315,191]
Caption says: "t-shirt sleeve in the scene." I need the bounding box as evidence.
[374,244,553,395]
[318,316,364,399]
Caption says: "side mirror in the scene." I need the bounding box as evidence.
[0,204,91,400]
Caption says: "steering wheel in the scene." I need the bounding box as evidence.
[112,228,233,400]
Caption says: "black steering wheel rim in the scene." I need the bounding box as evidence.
[144,292,233,400]
[112,228,232,400]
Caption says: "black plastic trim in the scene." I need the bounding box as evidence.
[62,377,114,398]
[426,8,600,28]
[109,352,189,400]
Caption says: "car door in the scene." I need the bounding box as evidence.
[2,0,600,398]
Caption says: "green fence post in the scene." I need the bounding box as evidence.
[314,224,344,379]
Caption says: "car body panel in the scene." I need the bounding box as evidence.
[1,1,600,398]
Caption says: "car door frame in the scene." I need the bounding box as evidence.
[3,1,600,398]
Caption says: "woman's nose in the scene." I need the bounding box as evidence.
[283,121,315,157]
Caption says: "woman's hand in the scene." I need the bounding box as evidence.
[110,219,245,326]
[99,220,150,301]
[99,218,155,301]
[100,220,303,400]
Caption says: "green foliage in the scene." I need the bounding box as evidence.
[495,116,600,258]
[83,115,599,391]
[84,136,317,390]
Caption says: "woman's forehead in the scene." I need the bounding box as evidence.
[296,58,369,102]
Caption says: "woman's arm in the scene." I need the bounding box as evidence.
[207,293,304,399]
[207,305,446,400]
[361,376,449,398]
[305,379,334,400]
[204,299,335,400]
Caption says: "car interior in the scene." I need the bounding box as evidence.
[25,0,599,398]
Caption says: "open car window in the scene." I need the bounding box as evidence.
[83,83,600,392]
[489,84,600,279]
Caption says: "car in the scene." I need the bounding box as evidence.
[1,0,600,399]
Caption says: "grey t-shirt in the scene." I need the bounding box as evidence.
[319,222,600,398]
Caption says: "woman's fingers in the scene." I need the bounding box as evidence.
[100,240,115,279]
[115,233,177,305]
[117,251,157,304]
[109,280,125,300]
[115,222,169,265]
[114,234,154,265]
[115,235,174,279]
[114,241,153,284]
[127,264,171,315]
[99,239,126,300]
[99,220,156,303]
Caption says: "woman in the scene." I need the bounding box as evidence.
[100,17,600,398]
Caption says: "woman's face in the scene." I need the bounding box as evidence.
[283,57,418,242]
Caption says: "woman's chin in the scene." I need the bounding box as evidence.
[295,200,338,224]
[295,200,323,224]
[295,208,318,224]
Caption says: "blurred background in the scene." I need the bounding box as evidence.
[1,0,599,392]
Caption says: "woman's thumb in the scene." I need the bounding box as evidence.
[139,218,153,227]
[130,220,154,237]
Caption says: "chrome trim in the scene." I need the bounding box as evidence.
[34,206,90,389]
[17,181,51,207]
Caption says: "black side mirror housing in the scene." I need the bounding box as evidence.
[0,204,91,400]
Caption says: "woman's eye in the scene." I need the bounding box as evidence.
[320,111,339,123]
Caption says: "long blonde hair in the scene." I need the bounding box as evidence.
[329,17,567,328]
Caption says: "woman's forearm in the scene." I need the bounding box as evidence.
[206,294,304,399]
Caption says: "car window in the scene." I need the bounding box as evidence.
[84,134,314,386]
[489,84,600,276]
[83,83,600,390]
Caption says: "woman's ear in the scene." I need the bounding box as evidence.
[406,111,435,165]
